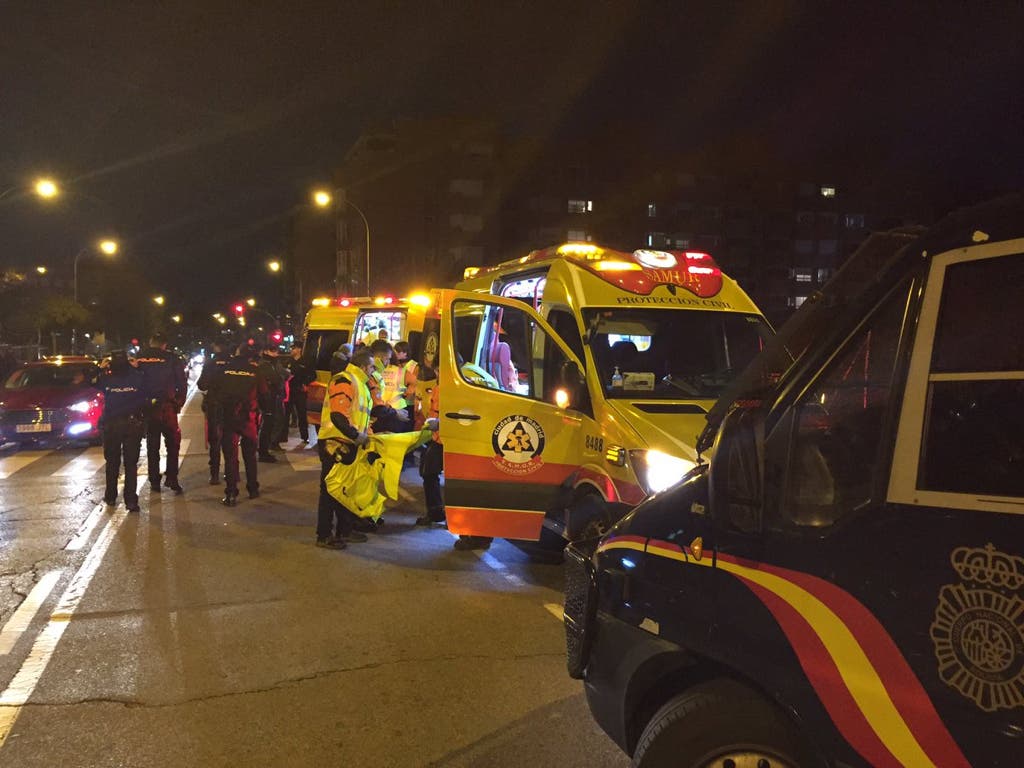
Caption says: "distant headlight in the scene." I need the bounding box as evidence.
[68,400,92,413]
[629,449,696,495]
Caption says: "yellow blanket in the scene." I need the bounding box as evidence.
[325,429,430,519]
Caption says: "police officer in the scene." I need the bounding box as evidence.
[135,332,187,494]
[285,343,314,447]
[416,363,445,527]
[197,341,229,485]
[100,351,150,512]
[256,345,285,462]
[218,344,266,506]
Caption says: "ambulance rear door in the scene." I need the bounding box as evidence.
[435,289,589,540]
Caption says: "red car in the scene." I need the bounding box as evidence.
[0,357,104,447]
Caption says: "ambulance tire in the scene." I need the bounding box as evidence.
[631,678,804,768]
[569,492,612,542]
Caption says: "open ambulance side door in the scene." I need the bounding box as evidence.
[433,288,589,540]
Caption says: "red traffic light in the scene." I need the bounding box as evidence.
[233,304,245,315]
[270,330,283,343]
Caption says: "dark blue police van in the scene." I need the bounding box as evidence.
[565,195,1024,767]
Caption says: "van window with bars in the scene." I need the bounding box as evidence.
[920,252,1024,497]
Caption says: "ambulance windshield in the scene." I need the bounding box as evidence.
[582,308,772,399]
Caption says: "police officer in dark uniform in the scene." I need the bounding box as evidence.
[135,332,187,494]
[256,345,285,463]
[197,341,229,485]
[286,342,314,447]
[218,343,267,506]
[100,351,151,512]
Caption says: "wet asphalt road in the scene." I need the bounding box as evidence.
[0,385,628,767]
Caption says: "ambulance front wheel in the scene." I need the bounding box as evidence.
[631,678,804,768]
[567,492,613,542]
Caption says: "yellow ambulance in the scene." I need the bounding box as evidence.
[433,242,772,545]
[300,298,360,426]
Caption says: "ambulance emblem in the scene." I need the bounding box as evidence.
[491,415,545,476]
[931,543,1024,712]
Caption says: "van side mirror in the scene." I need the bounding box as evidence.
[708,406,765,533]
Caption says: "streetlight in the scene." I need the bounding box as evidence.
[36,265,48,275]
[72,238,119,352]
[246,297,256,307]
[0,176,61,203]
[170,314,182,324]
[311,186,371,295]
[153,295,165,306]
[267,259,281,273]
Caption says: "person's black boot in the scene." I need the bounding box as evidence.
[221,493,238,507]
[209,470,220,485]
[164,479,184,495]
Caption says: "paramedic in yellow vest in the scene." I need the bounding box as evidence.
[314,346,374,549]
[368,339,409,433]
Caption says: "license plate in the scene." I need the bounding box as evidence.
[16,423,52,433]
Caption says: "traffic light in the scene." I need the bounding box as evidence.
[233,303,245,315]
[270,329,283,344]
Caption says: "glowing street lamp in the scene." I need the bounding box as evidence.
[246,297,256,307]
[99,239,119,255]
[36,265,48,275]
[153,295,165,306]
[216,316,226,325]
[267,259,282,273]
[34,177,60,199]
[170,314,182,324]
[312,189,332,208]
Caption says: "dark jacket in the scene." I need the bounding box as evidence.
[287,356,315,391]
[100,367,150,422]
[135,346,186,408]
[197,356,229,410]
[220,354,267,423]
[255,354,284,410]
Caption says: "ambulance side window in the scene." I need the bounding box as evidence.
[452,299,576,408]
[547,308,585,361]
[774,279,910,527]
[919,252,1024,497]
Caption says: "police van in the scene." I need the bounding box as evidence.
[431,242,771,546]
[564,197,1024,766]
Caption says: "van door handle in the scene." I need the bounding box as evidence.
[445,412,481,420]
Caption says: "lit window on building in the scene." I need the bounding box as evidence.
[788,295,808,308]
[844,213,865,228]
[820,186,836,198]
[795,269,812,283]
[647,233,654,246]
[567,199,593,214]
[817,268,831,283]
[647,203,657,217]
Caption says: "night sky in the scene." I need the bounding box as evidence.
[2,0,1022,314]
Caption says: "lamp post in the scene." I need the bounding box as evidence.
[72,238,119,353]
[0,177,61,203]
[312,188,371,295]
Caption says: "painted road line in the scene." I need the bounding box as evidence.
[65,503,106,552]
[283,449,320,472]
[0,572,63,656]
[0,511,127,747]
[543,603,564,622]
[0,451,48,480]
[51,447,105,478]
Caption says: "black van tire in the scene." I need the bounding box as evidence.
[568,492,612,542]
[632,678,803,768]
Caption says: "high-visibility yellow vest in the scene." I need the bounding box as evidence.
[317,364,372,444]
[381,364,406,409]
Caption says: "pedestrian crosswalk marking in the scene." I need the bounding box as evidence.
[51,447,105,478]
[0,451,47,480]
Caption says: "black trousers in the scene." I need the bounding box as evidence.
[317,442,359,539]
[103,417,144,505]
[206,408,223,473]
[419,442,445,521]
[258,404,278,456]
[146,402,181,483]
[222,415,259,496]
[290,391,309,442]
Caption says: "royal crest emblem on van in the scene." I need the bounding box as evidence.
[491,415,546,476]
[931,543,1024,712]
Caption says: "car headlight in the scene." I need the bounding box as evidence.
[629,449,696,495]
[68,400,92,413]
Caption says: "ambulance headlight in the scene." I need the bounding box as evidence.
[629,449,695,495]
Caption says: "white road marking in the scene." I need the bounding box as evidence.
[0,572,63,656]
[64,503,105,551]
[283,449,320,472]
[543,603,564,622]
[51,447,105,478]
[0,451,47,480]
[0,511,127,746]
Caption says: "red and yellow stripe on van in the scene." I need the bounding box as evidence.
[597,536,970,768]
